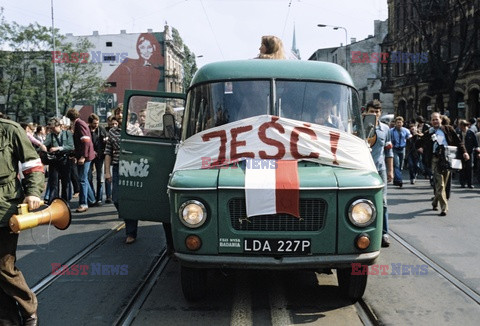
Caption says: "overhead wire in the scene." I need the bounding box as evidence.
[199,0,224,59]
[281,0,293,40]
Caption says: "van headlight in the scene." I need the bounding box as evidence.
[348,199,376,227]
[179,200,207,228]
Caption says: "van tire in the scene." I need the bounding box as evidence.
[336,268,368,302]
[181,266,207,301]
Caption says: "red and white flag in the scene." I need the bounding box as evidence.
[245,159,300,218]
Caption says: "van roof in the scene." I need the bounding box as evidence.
[190,60,355,88]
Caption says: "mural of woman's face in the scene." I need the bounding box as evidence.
[138,39,153,60]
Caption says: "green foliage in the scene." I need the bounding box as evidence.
[183,45,198,90]
[171,26,197,91]
[171,27,184,49]
[0,12,105,122]
[56,37,105,115]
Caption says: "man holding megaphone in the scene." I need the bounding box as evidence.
[0,118,44,325]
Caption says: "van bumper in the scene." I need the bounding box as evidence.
[175,251,380,270]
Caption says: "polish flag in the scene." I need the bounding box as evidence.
[245,159,300,218]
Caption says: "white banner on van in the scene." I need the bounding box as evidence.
[173,115,376,172]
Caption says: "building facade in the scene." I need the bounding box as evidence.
[65,25,184,119]
[309,20,394,113]
[381,0,480,123]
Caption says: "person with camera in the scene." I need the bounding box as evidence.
[417,112,468,216]
[43,118,74,204]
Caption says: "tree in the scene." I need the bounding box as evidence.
[0,13,52,121]
[409,0,478,120]
[55,37,105,115]
[171,27,197,91]
[183,44,198,90]
[0,12,105,121]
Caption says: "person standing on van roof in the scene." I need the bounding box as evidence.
[417,112,468,216]
[390,116,412,188]
[365,100,393,247]
[257,35,286,59]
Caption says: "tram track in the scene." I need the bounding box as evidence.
[355,299,380,326]
[114,248,170,326]
[31,222,125,295]
[389,229,480,305]
[27,217,442,326]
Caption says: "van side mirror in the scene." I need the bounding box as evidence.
[362,113,377,147]
[163,113,176,139]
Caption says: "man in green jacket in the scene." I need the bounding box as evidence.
[0,118,44,325]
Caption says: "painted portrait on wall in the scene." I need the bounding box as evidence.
[106,33,164,110]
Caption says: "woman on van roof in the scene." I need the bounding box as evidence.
[257,35,286,59]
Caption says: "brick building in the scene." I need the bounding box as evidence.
[381,0,480,123]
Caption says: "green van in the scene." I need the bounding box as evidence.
[118,60,383,302]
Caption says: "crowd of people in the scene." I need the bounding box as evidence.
[388,114,480,190]
[15,110,120,215]
[365,100,480,246]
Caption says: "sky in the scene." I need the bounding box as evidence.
[1,0,388,66]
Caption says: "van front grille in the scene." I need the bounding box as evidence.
[228,198,326,231]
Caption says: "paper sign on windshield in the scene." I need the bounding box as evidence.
[145,102,166,130]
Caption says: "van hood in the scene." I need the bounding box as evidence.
[169,162,382,190]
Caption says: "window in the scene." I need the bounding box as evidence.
[106,41,112,47]
[106,82,117,87]
[126,95,183,139]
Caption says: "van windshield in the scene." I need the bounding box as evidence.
[184,80,362,138]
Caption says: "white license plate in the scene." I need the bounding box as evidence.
[244,238,311,254]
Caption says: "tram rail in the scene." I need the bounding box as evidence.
[31,222,125,295]
[114,249,170,326]
[389,229,480,304]
[27,218,479,325]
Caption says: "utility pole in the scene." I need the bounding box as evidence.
[51,0,60,117]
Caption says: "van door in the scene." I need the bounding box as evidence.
[118,90,185,223]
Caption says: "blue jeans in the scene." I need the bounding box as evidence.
[77,161,96,208]
[393,148,405,184]
[88,157,104,202]
[378,169,389,234]
[46,161,71,204]
[112,165,138,238]
[407,154,419,181]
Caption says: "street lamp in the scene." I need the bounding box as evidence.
[317,24,348,72]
